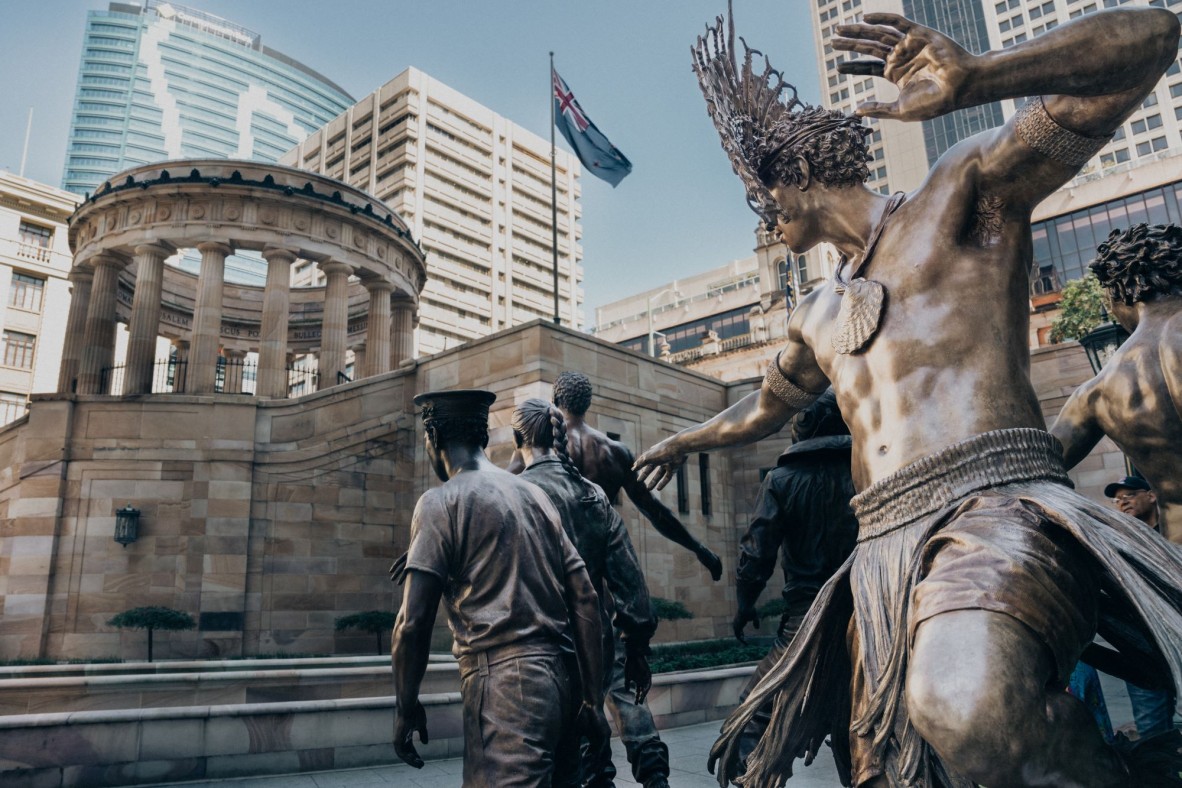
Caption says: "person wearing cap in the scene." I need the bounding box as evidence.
[1051,223,1182,542]
[391,389,609,787]
[1105,475,1178,751]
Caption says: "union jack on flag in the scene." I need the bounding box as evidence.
[552,67,632,187]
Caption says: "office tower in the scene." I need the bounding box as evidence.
[63,1,353,199]
[283,68,583,357]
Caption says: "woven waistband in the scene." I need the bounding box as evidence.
[852,428,1071,541]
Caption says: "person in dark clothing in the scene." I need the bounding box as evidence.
[729,388,859,776]
[512,397,662,788]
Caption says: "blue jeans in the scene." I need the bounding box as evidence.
[1126,681,1177,738]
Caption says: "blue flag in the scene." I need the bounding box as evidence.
[552,68,632,187]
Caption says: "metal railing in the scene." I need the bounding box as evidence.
[97,359,320,398]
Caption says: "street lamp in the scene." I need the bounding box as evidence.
[647,287,683,357]
[114,504,140,547]
[1078,308,1131,374]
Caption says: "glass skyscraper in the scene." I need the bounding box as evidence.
[63,1,353,197]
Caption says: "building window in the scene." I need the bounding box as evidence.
[8,273,45,313]
[698,453,712,516]
[18,221,52,262]
[676,464,689,515]
[796,254,811,284]
[0,391,26,425]
[2,331,36,369]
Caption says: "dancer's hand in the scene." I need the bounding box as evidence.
[834,13,975,121]
[633,438,686,491]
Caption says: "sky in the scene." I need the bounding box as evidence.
[0,0,820,320]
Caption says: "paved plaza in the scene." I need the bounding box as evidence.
[137,673,1138,788]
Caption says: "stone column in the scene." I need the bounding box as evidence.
[257,247,296,398]
[123,243,173,395]
[58,265,94,393]
[188,242,232,394]
[222,348,247,395]
[390,295,416,368]
[78,253,128,395]
[171,338,190,393]
[350,343,366,380]
[318,260,352,389]
[364,280,393,377]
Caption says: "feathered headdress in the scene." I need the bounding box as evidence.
[692,1,857,229]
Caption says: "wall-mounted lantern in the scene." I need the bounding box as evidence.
[114,504,140,547]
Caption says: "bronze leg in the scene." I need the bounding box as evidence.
[907,609,1128,787]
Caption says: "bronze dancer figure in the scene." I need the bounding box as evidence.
[511,371,723,581]
[1051,223,1182,542]
[634,5,1182,786]
[392,389,609,787]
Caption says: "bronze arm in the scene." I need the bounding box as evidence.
[1049,381,1106,471]
[391,570,443,769]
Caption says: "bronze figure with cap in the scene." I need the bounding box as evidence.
[633,4,1182,786]
[1051,223,1182,542]
[391,389,609,787]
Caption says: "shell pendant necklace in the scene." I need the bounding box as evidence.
[831,191,906,355]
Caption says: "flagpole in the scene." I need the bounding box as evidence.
[549,51,561,325]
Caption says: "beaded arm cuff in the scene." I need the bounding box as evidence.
[1014,97,1112,167]
[764,352,822,409]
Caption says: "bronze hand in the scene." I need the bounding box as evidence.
[834,12,974,121]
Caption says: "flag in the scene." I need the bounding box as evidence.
[552,67,632,187]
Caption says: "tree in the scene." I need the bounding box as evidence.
[1049,274,1106,344]
[335,610,398,655]
[107,606,195,662]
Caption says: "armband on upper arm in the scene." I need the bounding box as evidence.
[764,352,822,409]
[1014,96,1112,167]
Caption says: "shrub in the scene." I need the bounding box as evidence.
[107,606,195,662]
[649,638,770,673]
[335,611,398,655]
[650,597,693,622]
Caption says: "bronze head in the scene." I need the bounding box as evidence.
[692,0,872,229]
[553,372,593,417]
[414,389,495,480]
[1091,223,1182,305]
[791,388,849,442]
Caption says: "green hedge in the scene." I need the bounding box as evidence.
[650,638,771,673]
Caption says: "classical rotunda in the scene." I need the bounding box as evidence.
[60,160,426,398]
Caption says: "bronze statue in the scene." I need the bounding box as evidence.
[634,5,1182,786]
[391,389,609,787]
[510,371,723,581]
[729,389,858,778]
[1050,223,1182,542]
[512,397,659,788]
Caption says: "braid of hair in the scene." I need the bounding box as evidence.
[549,405,584,486]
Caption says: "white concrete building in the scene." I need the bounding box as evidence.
[282,67,583,357]
[0,173,80,424]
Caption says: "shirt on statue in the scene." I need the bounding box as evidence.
[405,467,585,658]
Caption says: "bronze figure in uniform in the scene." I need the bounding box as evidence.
[512,397,660,788]
[729,389,858,778]
[1051,223,1182,541]
[633,5,1182,786]
[392,389,609,787]
[511,371,723,582]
